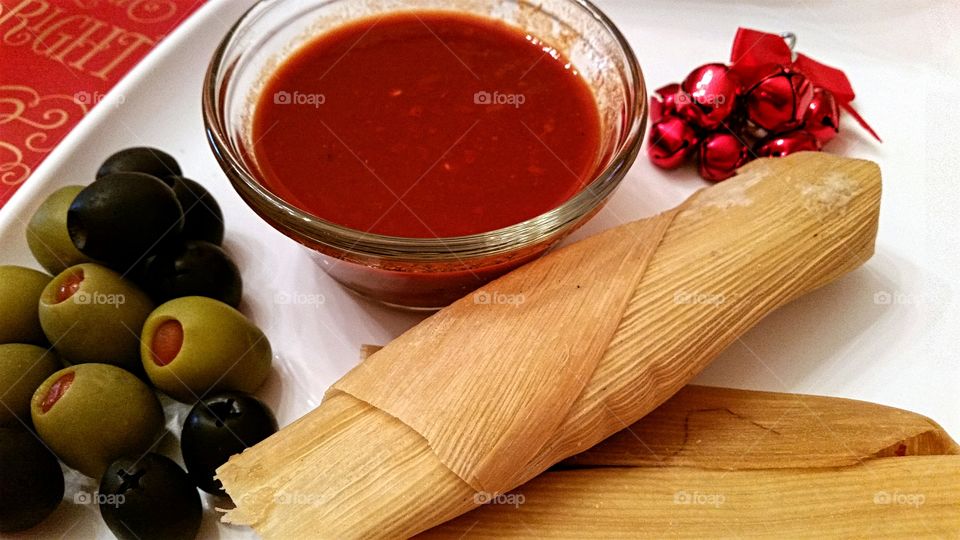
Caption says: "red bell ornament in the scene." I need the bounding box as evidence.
[675,63,740,130]
[698,132,750,182]
[803,87,841,145]
[755,130,821,158]
[647,116,699,169]
[745,67,814,133]
[650,83,682,123]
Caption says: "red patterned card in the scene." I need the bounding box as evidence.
[0,0,206,207]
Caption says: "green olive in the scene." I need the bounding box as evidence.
[0,265,51,345]
[0,344,61,427]
[30,363,164,478]
[38,263,154,371]
[26,186,92,275]
[141,296,271,402]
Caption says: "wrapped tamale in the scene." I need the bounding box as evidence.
[219,152,883,538]
[423,386,960,538]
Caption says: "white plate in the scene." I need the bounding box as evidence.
[2,1,958,538]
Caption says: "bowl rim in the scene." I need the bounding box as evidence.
[202,0,647,261]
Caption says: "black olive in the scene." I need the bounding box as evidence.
[96,147,181,185]
[171,177,224,245]
[138,240,242,307]
[181,392,277,495]
[99,453,201,540]
[68,172,184,273]
[0,427,64,533]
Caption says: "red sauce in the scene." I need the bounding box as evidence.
[252,12,602,238]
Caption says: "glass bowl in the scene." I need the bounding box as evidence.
[203,0,646,309]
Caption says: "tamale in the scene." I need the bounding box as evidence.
[219,153,883,538]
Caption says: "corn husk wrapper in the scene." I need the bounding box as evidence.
[563,385,960,470]
[420,457,960,538]
[421,386,960,538]
[218,153,883,538]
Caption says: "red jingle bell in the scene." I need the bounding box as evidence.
[698,132,750,182]
[745,66,814,133]
[755,130,821,158]
[647,116,699,169]
[650,83,682,123]
[803,87,841,145]
[676,63,740,130]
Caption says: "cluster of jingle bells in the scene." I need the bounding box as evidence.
[648,28,880,181]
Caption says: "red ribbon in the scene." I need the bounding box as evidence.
[729,28,881,142]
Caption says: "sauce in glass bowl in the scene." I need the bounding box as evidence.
[204,0,646,309]
[251,11,603,239]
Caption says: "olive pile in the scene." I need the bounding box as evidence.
[0,148,277,538]
[29,147,239,306]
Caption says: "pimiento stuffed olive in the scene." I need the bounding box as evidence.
[30,363,164,478]
[141,297,271,402]
[39,263,154,371]
[181,391,277,495]
[0,427,64,533]
[138,240,242,307]
[67,172,184,272]
[99,453,201,540]
[171,177,224,245]
[96,147,181,185]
